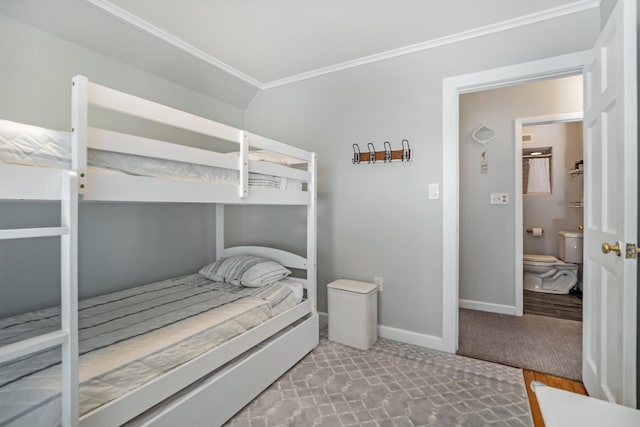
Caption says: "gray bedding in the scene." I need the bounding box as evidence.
[0,274,297,426]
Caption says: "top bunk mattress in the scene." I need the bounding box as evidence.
[0,274,302,426]
[0,120,303,191]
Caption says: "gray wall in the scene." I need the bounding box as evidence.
[0,202,216,317]
[522,122,583,258]
[243,10,599,336]
[0,14,242,316]
[601,0,618,28]
[458,76,583,307]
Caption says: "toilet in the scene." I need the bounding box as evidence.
[523,230,583,294]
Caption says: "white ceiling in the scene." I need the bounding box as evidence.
[102,0,591,84]
[0,0,600,106]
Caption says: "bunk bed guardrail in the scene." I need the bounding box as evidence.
[71,75,313,205]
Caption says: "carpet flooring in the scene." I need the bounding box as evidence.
[523,290,582,321]
[457,309,581,381]
[227,329,532,426]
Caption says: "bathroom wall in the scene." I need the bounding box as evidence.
[459,75,583,310]
[523,122,583,257]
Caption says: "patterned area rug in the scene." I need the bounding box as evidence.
[226,329,532,426]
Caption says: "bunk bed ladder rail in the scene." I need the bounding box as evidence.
[239,131,249,198]
[0,171,79,427]
[307,152,318,312]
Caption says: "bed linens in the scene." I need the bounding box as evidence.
[0,119,302,191]
[0,274,298,426]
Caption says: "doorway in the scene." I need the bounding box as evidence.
[517,114,584,323]
[440,52,589,357]
[455,78,585,380]
[441,53,590,357]
[442,0,637,407]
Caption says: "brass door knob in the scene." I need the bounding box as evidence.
[602,242,621,256]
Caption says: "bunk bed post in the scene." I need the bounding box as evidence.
[216,204,225,259]
[60,171,79,427]
[71,75,88,196]
[307,153,318,313]
[239,132,249,198]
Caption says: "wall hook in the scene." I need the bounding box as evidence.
[351,139,412,165]
[352,143,361,164]
[401,139,411,162]
[384,141,392,163]
[367,143,376,164]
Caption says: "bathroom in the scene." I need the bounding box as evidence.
[522,119,584,320]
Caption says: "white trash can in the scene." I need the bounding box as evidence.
[327,279,378,350]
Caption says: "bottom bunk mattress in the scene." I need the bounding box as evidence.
[0,274,301,426]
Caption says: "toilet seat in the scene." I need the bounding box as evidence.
[524,254,560,263]
[523,254,568,269]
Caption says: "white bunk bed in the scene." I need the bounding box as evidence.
[0,76,318,427]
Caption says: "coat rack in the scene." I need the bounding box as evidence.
[352,139,412,164]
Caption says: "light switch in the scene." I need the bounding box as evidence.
[490,193,509,204]
[429,183,440,199]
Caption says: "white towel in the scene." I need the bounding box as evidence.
[527,158,551,194]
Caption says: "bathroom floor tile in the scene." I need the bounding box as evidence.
[523,290,582,321]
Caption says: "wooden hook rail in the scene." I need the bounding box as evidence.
[352,139,412,164]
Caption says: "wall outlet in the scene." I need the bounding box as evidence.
[373,276,383,291]
[490,193,509,204]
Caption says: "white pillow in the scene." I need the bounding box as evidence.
[199,255,291,287]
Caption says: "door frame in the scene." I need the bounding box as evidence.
[514,111,584,317]
[441,51,590,353]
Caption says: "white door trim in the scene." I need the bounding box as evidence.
[514,111,584,317]
[442,51,590,353]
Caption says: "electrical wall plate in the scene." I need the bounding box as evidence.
[429,183,440,199]
[490,193,509,204]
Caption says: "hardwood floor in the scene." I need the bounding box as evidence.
[523,370,587,427]
[523,290,582,321]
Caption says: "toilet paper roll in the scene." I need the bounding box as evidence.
[530,227,543,236]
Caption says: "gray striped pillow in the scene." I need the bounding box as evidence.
[199,255,291,287]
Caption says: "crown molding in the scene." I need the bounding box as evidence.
[84,0,265,89]
[262,0,600,89]
[84,0,599,91]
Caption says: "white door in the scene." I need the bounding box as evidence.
[582,0,637,407]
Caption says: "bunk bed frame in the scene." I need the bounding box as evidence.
[0,75,318,427]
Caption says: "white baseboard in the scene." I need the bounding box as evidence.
[377,325,447,352]
[319,311,447,353]
[459,299,517,315]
